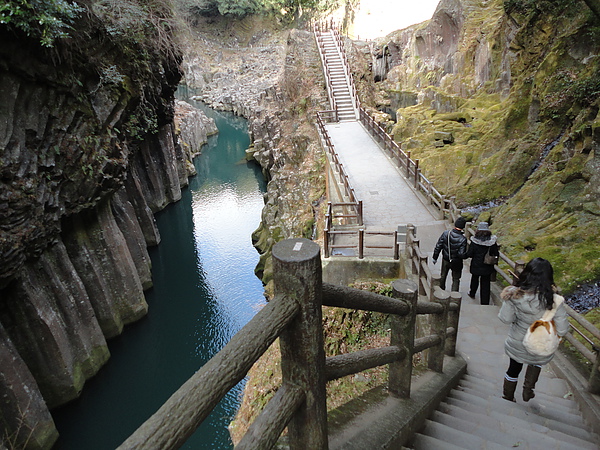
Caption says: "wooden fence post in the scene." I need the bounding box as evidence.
[272,238,327,450]
[440,195,447,220]
[415,167,421,189]
[389,279,418,398]
[428,288,450,373]
[588,348,600,394]
[358,229,364,259]
[411,238,420,275]
[358,200,363,226]
[418,254,427,296]
[445,291,462,357]
[429,275,441,302]
[513,260,526,284]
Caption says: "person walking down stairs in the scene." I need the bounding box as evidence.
[498,258,570,402]
[432,217,468,292]
[466,221,499,305]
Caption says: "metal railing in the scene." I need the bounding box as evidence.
[118,238,462,449]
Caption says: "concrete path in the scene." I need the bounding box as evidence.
[325,121,447,253]
[323,116,599,447]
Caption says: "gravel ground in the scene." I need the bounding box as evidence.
[566,282,600,313]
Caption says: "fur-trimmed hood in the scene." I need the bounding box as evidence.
[500,285,526,301]
[470,235,497,246]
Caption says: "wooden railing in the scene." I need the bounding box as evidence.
[118,238,462,449]
[314,30,339,115]
[562,305,600,393]
[406,221,600,394]
[358,107,462,219]
[324,202,398,260]
[330,27,359,117]
[316,111,362,226]
[315,19,600,395]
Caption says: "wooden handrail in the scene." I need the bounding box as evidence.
[118,291,300,449]
[320,20,599,392]
[119,238,465,448]
[406,221,600,393]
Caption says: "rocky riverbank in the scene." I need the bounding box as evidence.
[181,15,329,293]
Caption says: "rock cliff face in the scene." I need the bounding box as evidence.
[0,2,215,448]
[359,0,600,291]
[182,16,329,293]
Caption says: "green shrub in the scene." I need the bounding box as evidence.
[0,0,83,47]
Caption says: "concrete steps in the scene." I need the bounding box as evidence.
[316,30,356,121]
[407,372,600,449]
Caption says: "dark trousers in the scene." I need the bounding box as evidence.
[440,259,462,291]
[506,358,524,378]
[506,358,541,379]
[469,274,491,305]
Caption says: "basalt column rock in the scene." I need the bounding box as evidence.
[0,322,58,450]
[111,188,154,290]
[62,200,148,339]
[0,241,110,409]
[131,123,184,213]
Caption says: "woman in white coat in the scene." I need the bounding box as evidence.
[498,258,570,402]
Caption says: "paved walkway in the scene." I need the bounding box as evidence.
[322,113,599,447]
[324,117,573,400]
[325,120,446,253]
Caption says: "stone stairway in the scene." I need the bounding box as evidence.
[408,373,600,449]
[405,300,600,450]
[316,30,357,121]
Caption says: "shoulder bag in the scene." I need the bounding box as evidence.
[523,295,564,356]
[484,246,499,265]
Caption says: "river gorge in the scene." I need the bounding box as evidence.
[52,101,266,449]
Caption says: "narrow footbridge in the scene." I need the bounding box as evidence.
[116,25,600,450]
[314,26,452,260]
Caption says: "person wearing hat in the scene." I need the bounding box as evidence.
[466,221,499,305]
[432,216,468,292]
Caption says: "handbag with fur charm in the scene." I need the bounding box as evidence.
[523,295,564,356]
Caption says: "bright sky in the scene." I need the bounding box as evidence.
[351,0,441,40]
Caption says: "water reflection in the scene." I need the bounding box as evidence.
[52,100,266,449]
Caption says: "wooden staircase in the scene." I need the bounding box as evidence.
[315,30,357,122]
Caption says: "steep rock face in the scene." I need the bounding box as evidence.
[182,19,328,292]
[0,322,58,449]
[360,0,600,290]
[0,3,217,448]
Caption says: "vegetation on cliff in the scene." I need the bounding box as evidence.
[175,0,343,21]
[365,0,600,294]
[0,0,183,286]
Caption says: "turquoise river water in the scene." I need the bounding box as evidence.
[52,101,267,449]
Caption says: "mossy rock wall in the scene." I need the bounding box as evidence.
[361,0,600,292]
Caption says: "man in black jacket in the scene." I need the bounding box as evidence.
[432,217,468,292]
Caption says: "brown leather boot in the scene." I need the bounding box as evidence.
[502,376,518,402]
[523,365,542,402]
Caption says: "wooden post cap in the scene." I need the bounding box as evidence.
[272,238,320,263]
[391,279,418,296]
